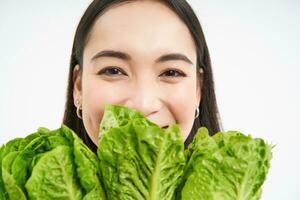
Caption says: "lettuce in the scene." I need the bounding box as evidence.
[97,104,272,200]
[0,104,272,200]
[0,126,106,200]
[177,127,273,200]
[97,104,186,199]
[25,145,84,199]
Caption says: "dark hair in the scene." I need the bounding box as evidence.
[63,0,222,152]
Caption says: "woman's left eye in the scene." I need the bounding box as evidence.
[160,69,186,77]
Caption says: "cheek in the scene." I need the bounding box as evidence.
[164,81,198,140]
[81,77,129,143]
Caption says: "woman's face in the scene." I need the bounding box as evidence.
[73,1,202,145]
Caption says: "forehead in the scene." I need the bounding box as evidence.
[85,1,196,62]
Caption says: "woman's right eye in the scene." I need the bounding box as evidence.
[97,66,126,76]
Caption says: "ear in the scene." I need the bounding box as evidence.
[196,75,204,106]
[73,64,82,103]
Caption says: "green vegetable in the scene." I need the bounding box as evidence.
[0,125,106,200]
[25,145,84,200]
[177,127,273,200]
[0,104,272,200]
[2,151,26,199]
[97,104,186,199]
[1,138,23,199]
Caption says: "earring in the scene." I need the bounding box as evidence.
[195,107,199,119]
[75,99,82,119]
[199,67,204,74]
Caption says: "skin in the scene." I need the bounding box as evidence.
[73,0,202,146]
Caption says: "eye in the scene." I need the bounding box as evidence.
[160,69,186,78]
[97,66,127,76]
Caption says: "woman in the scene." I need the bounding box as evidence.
[63,0,222,153]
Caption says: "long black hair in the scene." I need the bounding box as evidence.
[63,0,222,152]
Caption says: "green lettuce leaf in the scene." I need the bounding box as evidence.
[0,145,6,200]
[1,125,106,200]
[2,151,27,200]
[72,126,106,199]
[97,104,186,200]
[177,127,273,200]
[7,127,71,193]
[99,104,150,138]
[25,145,84,200]
[1,138,24,200]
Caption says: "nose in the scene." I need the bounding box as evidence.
[123,82,162,117]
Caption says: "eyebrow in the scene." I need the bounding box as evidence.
[90,50,193,65]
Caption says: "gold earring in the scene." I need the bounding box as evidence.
[76,99,82,119]
[195,107,199,119]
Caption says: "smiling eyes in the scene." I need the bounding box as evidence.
[97,66,186,78]
[98,67,124,76]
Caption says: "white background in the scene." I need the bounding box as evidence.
[0,0,299,199]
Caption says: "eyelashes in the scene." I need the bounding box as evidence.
[97,66,125,76]
[161,69,186,77]
[97,66,187,78]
